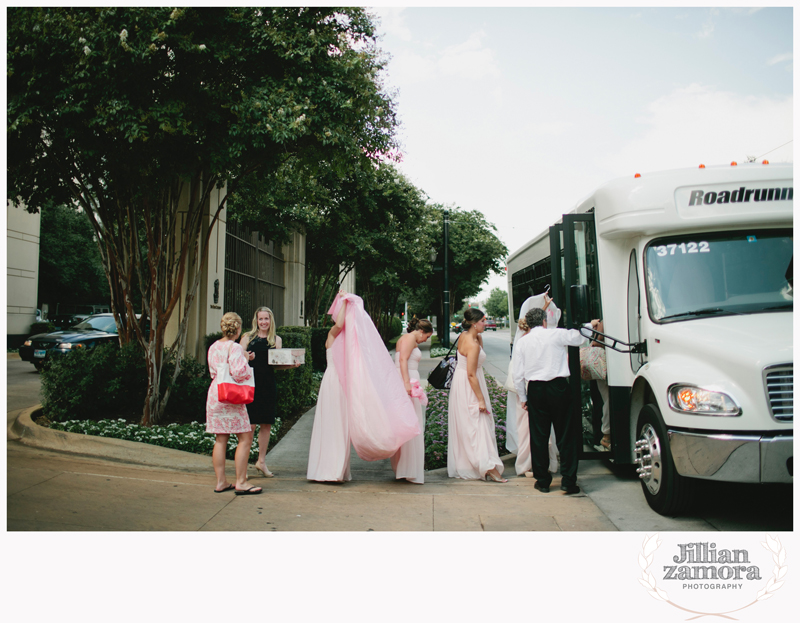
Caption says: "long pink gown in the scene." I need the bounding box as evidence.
[391,346,426,484]
[306,349,351,482]
[447,349,504,480]
[328,294,420,461]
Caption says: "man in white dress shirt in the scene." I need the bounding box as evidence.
[513,307,599,494]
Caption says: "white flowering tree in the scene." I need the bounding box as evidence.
[7,7,398,424]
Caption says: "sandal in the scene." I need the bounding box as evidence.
[235,486,263,496]
[600,435,611,450]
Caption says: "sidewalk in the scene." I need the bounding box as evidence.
[7,338,618,531]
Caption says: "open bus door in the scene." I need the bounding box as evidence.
[549,212,608,460]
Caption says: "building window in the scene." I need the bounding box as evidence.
[224,221,285,329]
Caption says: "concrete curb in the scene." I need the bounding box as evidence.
[11,405,213,472]
[7,352,22,360]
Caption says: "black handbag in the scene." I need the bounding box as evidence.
[427,335,460,390]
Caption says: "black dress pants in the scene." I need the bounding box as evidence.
[526,377,578,488]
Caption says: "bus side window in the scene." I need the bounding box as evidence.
[628,250,644,373]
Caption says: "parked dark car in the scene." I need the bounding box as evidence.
[48,313,89,330]
[19,313,119,371]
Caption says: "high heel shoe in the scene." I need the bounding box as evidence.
[254,463,274,478]
[485,471,508,483]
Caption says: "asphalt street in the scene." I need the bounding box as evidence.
[477,329,792,531]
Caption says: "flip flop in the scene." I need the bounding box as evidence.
[235,486,263,496]
[214,483,235,493]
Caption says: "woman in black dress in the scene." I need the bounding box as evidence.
[240,306,298,477]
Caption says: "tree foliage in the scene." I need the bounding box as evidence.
[7,7,398,424]
[484,287,509,319]
[37,203,108,309]
[402,206,508,334]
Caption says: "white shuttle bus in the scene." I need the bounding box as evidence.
[506,162,793,515]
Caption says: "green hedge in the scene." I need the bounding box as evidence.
[389,315,403,339]
[30,321,56,335]
[275,326,314,418]
[42,327,315,425]
[41,343,148,422]
[309,327,329,372]
[41,343,209,423]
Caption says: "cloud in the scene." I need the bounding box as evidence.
[729,7,764,16]
[694,7,720,39]
[437,31,498,79]
[389,51,437,85]
[371,7,412,42]
[604,84,793,176]
[384,29,498,86]
[767,52,793,72]
[695,21,715,39]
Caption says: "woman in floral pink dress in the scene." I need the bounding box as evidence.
[206,312,261,495]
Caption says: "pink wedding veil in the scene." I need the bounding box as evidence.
[328,293,421,461]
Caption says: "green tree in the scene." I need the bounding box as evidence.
[8,7,398,424]
[37,203,108,310]
[484,287,509,319]
[404,206,508,336]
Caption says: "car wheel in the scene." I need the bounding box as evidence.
[634,404,695,516]
[33,361,44,372]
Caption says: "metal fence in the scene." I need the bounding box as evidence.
[224,220,285,330]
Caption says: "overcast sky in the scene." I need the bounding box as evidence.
[369,6,794,304]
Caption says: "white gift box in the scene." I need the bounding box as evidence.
[267,348,305,365]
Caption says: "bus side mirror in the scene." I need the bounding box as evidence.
[570,284,589,328]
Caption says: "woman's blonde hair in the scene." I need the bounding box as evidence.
[220,312,243,338]
[517,317,529,331]
[244,307,276,347]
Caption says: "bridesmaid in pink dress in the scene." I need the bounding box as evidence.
[307,292,351,482]
[447,308,507,482]
[391,318,434,484]
[206,312,261,495]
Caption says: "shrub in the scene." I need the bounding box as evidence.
[275,326,314,418]
[162,352,210,421]
[204,332,222,363]
[40,342,210,424]
[40,343,146,422]
[30,321,55,335]
[309,327,329,372]
[390,315,403,339]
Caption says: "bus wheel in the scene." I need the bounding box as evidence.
[634,404,694,516]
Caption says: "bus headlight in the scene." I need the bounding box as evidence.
[668,384,741,416]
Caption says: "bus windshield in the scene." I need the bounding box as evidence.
[645,229,793,323]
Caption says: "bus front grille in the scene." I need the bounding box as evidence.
[765,365,793,422]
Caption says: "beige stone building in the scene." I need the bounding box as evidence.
[6,201,41,346]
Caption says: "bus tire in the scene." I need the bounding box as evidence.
[634,404,694,516]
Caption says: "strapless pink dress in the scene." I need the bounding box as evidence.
[391,346,426,484]
[447,349,504,480]
[307,349,351,482]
